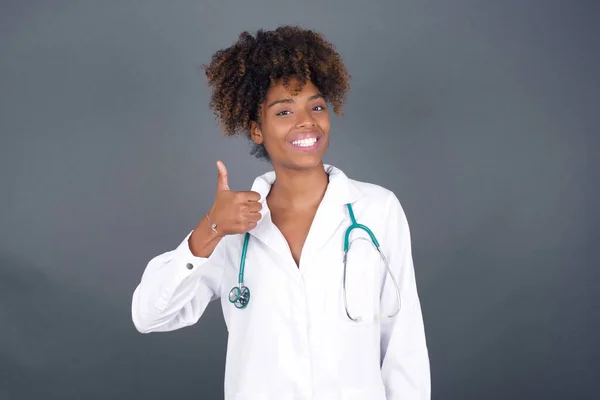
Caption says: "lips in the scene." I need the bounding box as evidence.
[292,137,318,147]
[288,132,322,152]
[290,132,319,141]
[290,132,319,144]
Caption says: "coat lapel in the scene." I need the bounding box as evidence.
[301,165,361,257]
[245,164,362,264]
[245,170,290,261]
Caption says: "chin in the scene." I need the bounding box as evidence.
[280,156,324,171]
[274,141,329,170]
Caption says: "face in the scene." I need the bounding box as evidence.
[250,78,330,170]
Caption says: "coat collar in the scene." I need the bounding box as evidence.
[249,164,361,207]
[246,164,361,260]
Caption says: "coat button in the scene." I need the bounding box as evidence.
[186,263,194,270]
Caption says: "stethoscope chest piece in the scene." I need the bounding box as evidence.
[229,232,252,309]
[229,285,250,309]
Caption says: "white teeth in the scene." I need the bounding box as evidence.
[292,138,317,147]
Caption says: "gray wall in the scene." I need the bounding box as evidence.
[1,1,598,399]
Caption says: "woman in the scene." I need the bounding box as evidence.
[132,26,430,399]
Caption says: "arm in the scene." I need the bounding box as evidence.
[131,216,227,333]
[380,192,431,399]
[131,160,262,333]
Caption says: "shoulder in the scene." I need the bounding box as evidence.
[350,178,402,211]
[348,177,411,236]
[326,164,406,219]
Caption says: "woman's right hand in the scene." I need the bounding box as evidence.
[208,160,263,235]
[188,161,262,257]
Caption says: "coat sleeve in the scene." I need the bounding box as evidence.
[380,192,431,399]
[131,230,226,333]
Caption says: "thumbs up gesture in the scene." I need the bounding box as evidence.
[208,160,263,236]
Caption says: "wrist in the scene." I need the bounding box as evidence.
[189,216,222,257]
[205,211,221,236]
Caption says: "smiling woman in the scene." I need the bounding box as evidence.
[132,25,430,400]
[250,79,330,169]
[201,25,350,163]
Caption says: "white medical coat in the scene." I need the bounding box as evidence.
[132,164,430,400]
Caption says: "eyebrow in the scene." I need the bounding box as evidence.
[266,93,325,108]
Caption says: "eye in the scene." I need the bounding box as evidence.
[313,105,326,111]
[276,110,292,116]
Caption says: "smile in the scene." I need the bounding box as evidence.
[292,137,318,147]
[290,135,321,152]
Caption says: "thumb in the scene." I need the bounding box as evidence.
[216,160,230,191]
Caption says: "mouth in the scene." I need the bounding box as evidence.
[289,134,322,152]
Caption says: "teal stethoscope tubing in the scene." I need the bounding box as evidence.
[228,203,402,322]
[228,232,251,308]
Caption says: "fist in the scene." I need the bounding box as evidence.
[208,160,263,235]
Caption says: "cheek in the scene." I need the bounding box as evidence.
[261,121,291,147]
[317,113,331,131]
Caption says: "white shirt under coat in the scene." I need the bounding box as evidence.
[131,164,431,400]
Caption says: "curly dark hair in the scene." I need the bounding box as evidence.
[202,25,351,160]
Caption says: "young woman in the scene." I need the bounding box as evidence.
[132,26,430,399]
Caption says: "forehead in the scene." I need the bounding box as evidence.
[265,79,321,100]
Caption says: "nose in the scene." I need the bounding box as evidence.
[295,108,316,128]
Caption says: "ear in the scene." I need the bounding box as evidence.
[250,121,263,144]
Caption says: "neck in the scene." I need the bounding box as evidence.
[268,163,329,210]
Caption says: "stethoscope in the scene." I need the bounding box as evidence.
[228,203,402,322]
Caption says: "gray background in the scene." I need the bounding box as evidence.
[1,0,598,399]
